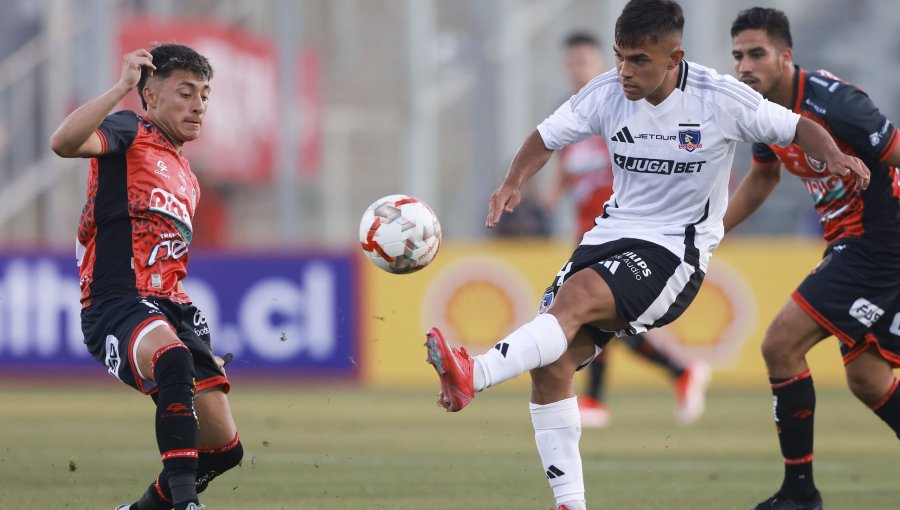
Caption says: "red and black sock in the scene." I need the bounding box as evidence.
[870,378,900,439]
[131,435,244,510]
[586,351,608,402]
[152,343,199,510]
[770,370,817,500]
[130,478,170,510]
[621,333,685,379]
[196,433,244,493]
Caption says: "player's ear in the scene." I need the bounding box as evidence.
[668,47,685,70]
[779,46,793,69]
[142,81,158,110]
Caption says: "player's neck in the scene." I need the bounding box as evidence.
[767,64,797,110]
[146,113,185,151]
[645,64,680,106]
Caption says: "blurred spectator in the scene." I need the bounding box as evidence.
[492,184,552,238]
[0,1,42,60]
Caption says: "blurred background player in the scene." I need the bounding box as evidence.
[50,44,242,510]
[543,31,710,428]
[728,8,900,509]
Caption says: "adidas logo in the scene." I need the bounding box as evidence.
[600,260,620,274]
[546,464,566,479]
[611,126,635,143]
[494,342,510,357]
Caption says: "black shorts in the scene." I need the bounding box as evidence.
[81,295,230,395]
[539,238,705,343]
[793,238,900,367]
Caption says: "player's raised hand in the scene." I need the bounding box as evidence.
[118,49,156,92]
[486,182,522,228]
[825,152,870,190]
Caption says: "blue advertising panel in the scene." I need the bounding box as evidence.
[0,251,358,378]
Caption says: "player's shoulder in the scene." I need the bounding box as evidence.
[802,68,865,109]
[570,68,623,110]
[106,109,142,123]
[102,109,149,134]
[682,60,762,112]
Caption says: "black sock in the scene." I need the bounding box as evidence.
[586,352,607,402]
[131,478,170,510]
[153,344,199,507]
[621,334,685,379]
[134,436,243,509]
[871,379,900,439]
[170,473,198,510]
[197,435,244,493]
[770,371,817,500]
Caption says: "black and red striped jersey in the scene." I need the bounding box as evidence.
[76,110,201,307]
[752,66,900,247]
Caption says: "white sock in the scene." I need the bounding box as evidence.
[530,397,585,507]
[472,314,568,391]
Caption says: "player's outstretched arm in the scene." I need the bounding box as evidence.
[792,117,870,190]
[723,160,781,233]
[486,130,554,228]
[49,49,156,158]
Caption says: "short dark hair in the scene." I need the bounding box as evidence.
[615,0,685,48]
[730,7,793,49]
[564,31,601,49]
[137,43,214,110]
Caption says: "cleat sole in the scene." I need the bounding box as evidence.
[424,335,445,375]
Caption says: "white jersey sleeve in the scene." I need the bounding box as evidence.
[537,99,596,150]
[732,97,800,147]
[685,65,799,147]
[537,71,616,150]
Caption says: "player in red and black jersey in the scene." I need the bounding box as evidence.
[729,8,900,509]
[51,44,241,510]
[543,32,710,428]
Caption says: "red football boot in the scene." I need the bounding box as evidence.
[674,362,711,425]
[424,327,475,412]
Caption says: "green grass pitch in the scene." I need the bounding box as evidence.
[0,384,896,509]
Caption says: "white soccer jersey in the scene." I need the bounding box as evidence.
[537,60,800,271]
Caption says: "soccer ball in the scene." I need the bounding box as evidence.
[359,194,442,274]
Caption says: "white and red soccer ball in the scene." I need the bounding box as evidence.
[359,194,442,274]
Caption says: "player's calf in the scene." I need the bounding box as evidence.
[844,346,900,439]
[532,397,585,509]
[197,433,244,493]
[768,370,818,501]
[127,435,243,510]
[152,343,200,510]
[867,378,900,439]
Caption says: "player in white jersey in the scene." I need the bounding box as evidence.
[422,1,869,508]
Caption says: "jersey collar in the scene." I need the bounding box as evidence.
[140,115,184,155]
[790,65,806,113]
[641,60,688,116]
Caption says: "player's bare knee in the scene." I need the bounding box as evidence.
[760,333,787,367]
[845,367,887,405]
[845,352,894,406]
[761,319,803,365]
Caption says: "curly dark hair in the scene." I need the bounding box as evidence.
[137,43,214,110]
[615,0,685,48]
